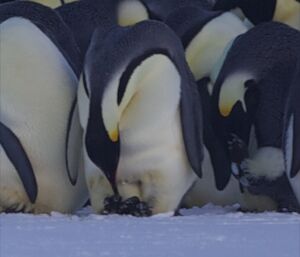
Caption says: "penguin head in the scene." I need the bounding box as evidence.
[217,72,257,118]
[214,0,276,25]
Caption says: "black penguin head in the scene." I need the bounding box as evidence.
[214,0,276,24]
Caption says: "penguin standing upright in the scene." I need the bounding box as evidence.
[0,2,88,213]
[213,0,300,30]
[212,22,300,211]
[78,20,204,215]
[284,63,300,206]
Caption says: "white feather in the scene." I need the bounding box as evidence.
[185,12,247,81]
[242,147,285,180]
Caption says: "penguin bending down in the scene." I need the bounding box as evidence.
[0,2,88,213]
[284,63,300,207]
[213,0,300,30]
[181,78,275,211]
[212,22,300,211]
[78,20,204,215]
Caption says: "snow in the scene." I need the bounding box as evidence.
[1,204,300,257]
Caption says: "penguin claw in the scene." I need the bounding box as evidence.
[5,203,26,214]
[102,195,152,217]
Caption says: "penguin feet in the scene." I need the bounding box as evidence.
[102,195,152,217]
[239,173,274,195]
[228,133,249,164]
[239,173,300,212]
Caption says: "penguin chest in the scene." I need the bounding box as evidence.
[117,108,195,213]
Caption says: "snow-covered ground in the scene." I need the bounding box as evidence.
[1,204,300,257]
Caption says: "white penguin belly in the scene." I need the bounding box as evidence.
[0,17,87,213]
[117,111,196,214]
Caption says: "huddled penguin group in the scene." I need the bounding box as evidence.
[0,0,300,216]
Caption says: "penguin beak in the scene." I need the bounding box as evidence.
[109,128,119,143]
[219,81,247,117]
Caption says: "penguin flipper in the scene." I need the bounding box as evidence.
[65,100,82,185]
[285,113,300,179]
[197,78,232,190]
[180,73,204,178]
[0,122,38,203]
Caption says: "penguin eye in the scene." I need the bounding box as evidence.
[244,79,256,89]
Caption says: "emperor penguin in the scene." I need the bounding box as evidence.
[0,2,88,213]
[213,0,300,30]
[284,63,300,207]
[78,20,204,215]
[212,22,300,211]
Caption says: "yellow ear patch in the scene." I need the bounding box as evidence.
[273,0,300,29]
[117,0,149,27]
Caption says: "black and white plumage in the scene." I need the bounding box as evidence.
[0,2,88,213]
[212,22,300,211]
[78,20,204,215]
[213,0,300,30]
[284,63,300,206]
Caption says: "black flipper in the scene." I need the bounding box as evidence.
[284,68,300,179]
[177,60,203,178]
[197,78,231,189]
[0,122,38,203]
[65,100,82,185]
[291,113,300,178]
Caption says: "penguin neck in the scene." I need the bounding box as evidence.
[185,12,247,81]
[273,0,300,28]
[118,54,181,146]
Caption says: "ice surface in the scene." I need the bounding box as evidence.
[1,204,300,257]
